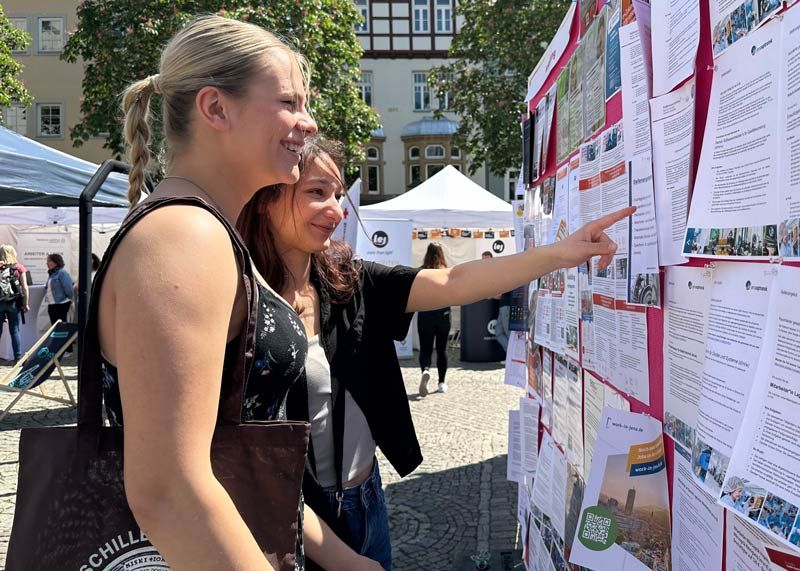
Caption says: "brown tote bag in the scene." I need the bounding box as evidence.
[5,197,310,571]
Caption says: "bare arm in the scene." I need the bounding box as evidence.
[303,506,382,571]
[103,206,273,571]
[406,206,635,313]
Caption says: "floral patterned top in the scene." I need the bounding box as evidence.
[101,281,309,569]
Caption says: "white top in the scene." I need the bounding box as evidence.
[305,335,376,488]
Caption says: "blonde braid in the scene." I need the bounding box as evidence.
[122,77,156,206]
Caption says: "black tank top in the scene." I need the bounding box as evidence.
[92,196,309,570]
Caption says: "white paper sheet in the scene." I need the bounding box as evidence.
[570,408,671,570]
[504,331,529,389]
[726,513,783,571]
[628,157,662,306]
[710,0,781,58]
[650,78,695,266]
[672,442,725,571]
[620,23,653,162]
[722,265,800,551]
[650,0,700,97]
[508,409,524,483]
[526,2,577,103]
[685,19,781,259]
[663,265,712,450]
[693,262,776,497]
[520,396,541,482]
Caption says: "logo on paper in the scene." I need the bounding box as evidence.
[745,280,767,292]
[371,230,389,248]
[688,281,705,291]
[578,505,617,551]
[492,240,505,254]
[487,319,497,336]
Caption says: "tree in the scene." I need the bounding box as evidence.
[0,4,32,120]
[430,0,569,176]
[62,0,378,172]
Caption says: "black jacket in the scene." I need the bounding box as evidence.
[287,261,423,478]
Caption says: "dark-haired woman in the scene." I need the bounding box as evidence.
[417,242,450,396]
[239,135,634,569]
[45,253,74,325]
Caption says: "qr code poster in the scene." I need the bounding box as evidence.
[570,408,671,570]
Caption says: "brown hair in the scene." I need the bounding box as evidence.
[121,15,311,206]
[237,135,359,305]
[422,242,447,269]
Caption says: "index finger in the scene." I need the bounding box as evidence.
[586,206,637,237]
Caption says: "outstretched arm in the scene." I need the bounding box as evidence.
[406,206,635,313]
[303,506,382,570]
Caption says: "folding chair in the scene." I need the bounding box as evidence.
[0,320,78,421]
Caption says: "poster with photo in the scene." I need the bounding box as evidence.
[570,408,671,571]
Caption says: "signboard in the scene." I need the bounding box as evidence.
[16,231,72,285]
[357,218,414,358]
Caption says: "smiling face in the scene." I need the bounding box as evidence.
[225,50,317,187]
[267,151,345,255]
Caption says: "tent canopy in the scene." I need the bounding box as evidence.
[0,126,129,207]
[0,206,127,225]
[361,165,511,228]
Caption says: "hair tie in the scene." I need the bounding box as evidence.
[147,74,161,94]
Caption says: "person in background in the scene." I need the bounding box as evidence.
[0,245,29,363]
[418,242,451,396]
[481,251,493,260]
[44,253,74,326]
[479,250,511,353]
[239,136,634,569]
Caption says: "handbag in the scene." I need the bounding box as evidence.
[6,196,310,571]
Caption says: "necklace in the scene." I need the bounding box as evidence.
[160,175,219,208]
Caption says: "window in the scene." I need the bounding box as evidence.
[37,103,62,137]
[425,144,445,158]
[413,72,430,111]
[10,18,28,54]
[409,165,422,188]
[367,146,379,160]
[413,0,429,33]
[436,0,452,33]
[38,17,65,52]
[408,146,420,159]
[366,165,380,194]
[358,72,373,106]
[355,0,369,32]
[438,72,454,110]
[451,146,461,159]
[427,164,444,178]
[3,105,27,135]
[507,170,520,200]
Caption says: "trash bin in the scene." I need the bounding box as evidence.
[460,299,505,362]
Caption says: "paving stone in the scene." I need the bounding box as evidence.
[0,348,521,569]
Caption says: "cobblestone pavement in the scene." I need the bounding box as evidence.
[0,348,521,570]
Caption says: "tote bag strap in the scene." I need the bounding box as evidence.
[78,196,258,428]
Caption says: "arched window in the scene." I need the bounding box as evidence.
[425,144,445,158]
[409,146,420,159]
[367,146,379,160]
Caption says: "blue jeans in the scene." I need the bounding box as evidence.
[0,302,21,360]
[306,459,392,570]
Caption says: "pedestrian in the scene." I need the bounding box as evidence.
[44,253,74,326]
[0,245,29,363]
[93,16,376,571]
[417,242,451,396]
[238,135,634,569]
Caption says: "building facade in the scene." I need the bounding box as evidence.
[4,0,111,164]
[355,0,507,203]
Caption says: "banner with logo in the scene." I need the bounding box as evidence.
[331,178,361,249]
[16,231,72,285]
[357,218,414,358]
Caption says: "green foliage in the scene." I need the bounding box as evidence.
[430,0,570,175]
[0,3,33,116]
[62,0,378,171]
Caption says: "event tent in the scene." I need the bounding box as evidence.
[361,165,511,228]
[0,125,129,207]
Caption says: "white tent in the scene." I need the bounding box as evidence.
[361,165,511,228]
[0,126,129,206]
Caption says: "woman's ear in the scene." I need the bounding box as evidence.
[194,86,232,132]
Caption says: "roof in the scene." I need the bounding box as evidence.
[401,116,460,138]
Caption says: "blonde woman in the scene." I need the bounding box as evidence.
[92,16,379,571]
[0,245,29,363]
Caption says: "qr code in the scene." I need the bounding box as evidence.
[582,512,611,543]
